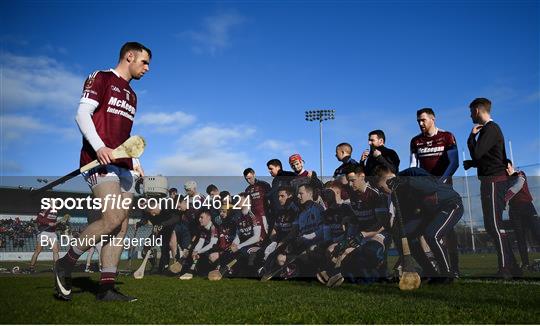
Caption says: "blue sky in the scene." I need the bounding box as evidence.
[1,0,539,191]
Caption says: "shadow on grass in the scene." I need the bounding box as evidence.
[70,276,125,295]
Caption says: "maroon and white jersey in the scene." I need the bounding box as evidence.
[245,180,271,218]
[236,211,264,244]
[198,223,218,248]
[410,129,457,178]
[79,69,137,170]
[36,209,58,232]
[505,171,534,205]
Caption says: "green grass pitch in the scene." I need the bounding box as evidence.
[1,253,539,324]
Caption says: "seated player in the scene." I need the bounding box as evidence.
[259,186,299,276]
[179,209,217,280]
[318,164,390,286]
[230,194,264,276]
[207,204,239,277]
[271,184,324,279]
[316,187,353,285]
[374,165,464,283]
[343,164,390,280]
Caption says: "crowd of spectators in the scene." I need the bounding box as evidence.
[0,217,75,250]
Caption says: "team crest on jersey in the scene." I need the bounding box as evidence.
[124,89,131,101]
[84,77,94,90]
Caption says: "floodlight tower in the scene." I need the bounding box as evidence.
[305,109,335,181]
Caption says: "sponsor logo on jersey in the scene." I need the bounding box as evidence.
[111,85,121,93]
[418,146,445,154]
[108,96,136,115]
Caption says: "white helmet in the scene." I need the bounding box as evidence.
[184,180,197,191]
[143,176,169,198]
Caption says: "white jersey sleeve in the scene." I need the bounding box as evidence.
[75,101,106,152]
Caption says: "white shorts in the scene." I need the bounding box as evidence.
[82,165,137,193]
[38,231,58,248]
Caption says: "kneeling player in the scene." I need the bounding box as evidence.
[179,209,217,280]
[374,166,463,283]
[316,187,351,286]
[259,186,299,276]
[320,164,390,286]
[206,204,239,278]
[267,184,324,280]
[230,194,264,277]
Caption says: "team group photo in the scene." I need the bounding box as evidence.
[1,0,539,324]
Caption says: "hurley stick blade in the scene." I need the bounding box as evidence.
[111,135,146,160]
[79,135,146,173]
[208,270,222,281]
[33,135,146,193]
[168,261,182,274]
[399,238,421,291]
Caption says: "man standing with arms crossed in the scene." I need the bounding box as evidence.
[464,98,519,279]
[410,108,460,277]
[54,42,151,301]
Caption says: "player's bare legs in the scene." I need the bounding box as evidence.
[30,237,58,272]
[169,231,178,260]
[52,242,60,263]
[55,181,135,301]
[98,210,130,299]
[75,182,128,251]
[85,247,95,272]
[29,243,43,272]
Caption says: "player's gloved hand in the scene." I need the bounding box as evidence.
[463,160,475,171]
[386,177,403,191]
